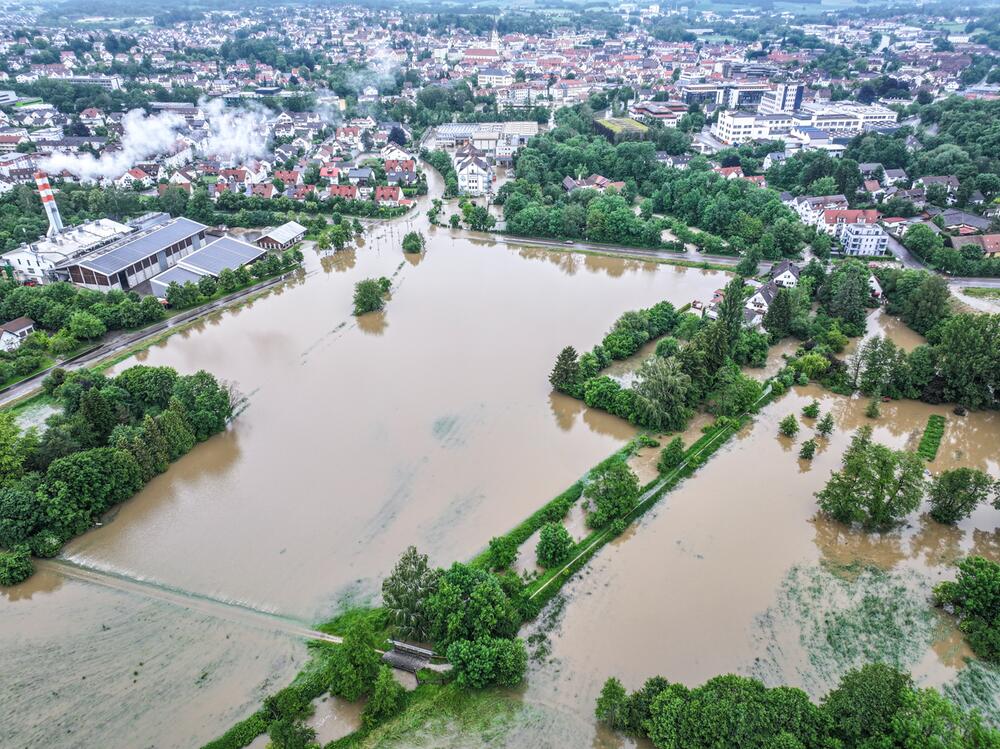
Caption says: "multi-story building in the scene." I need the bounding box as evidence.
[840,222,889,256]
[758,83,804,115]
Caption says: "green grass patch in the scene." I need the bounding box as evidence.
[326,682,525,749]
[962,287,1000,300]
[917,414,946,461]
[317,607,390,642]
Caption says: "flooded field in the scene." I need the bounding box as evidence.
[501,383,1000,749]
[0,192,728,747]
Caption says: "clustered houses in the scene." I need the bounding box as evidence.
[784,194,889,257]
[707,260,883,330]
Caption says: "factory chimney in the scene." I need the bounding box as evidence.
[35,171,64,237]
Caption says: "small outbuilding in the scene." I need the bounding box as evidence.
[256,221,307,251]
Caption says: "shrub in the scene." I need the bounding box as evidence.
[817,413,835,437]
[657,437,685,474]
[865,399,881,419]
[799,439,817,460]
[779,415,799,437]
[802,400,820,419]
[536,522,572,568]
[487,536,518,570]
[0,545,33,586]
[446,636,528,688]
[916,414,945,461]
[362,665,406,728]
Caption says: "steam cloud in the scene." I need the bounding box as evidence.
[41,108,185,182]
[40,98,271,181]
[197,97,269,163]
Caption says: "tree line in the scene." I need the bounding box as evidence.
[500,120,806,258]
[0,364,235,585]
[0,280,167,386]
[549,282,770,432]
[596,662,999,748]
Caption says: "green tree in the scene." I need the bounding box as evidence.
[735,246,761,277]
[902,273,950,335]
[935,314,1000,409]
[362,665,405,729]
[825,262,870,334]
[631,356,692,432]
[445,636,527,689]
[329,619,381,700]
[0,412,34,489]
[657,437,685,474]
[928,468,994,525]
[595,677,629,731]
[426,563,519,649]
[353,278,387,315]
[586,460,640,528]
[822,663,913,748]
[706,363,763,418]
[197,275,217,297]
[889,686,1000,748]
[401,231,425,253]
[549,346,581,394]
[0,545,33,586]
[381,545,439,642]
[933,556,1000,662]
[763,288,794,339]
[716,277,747,349]
[66,310,106,341]
[816,426,926,529]
[802,401,820,419]
[266,718,317,749]
[536,522,572,568]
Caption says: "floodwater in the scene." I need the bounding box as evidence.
[0,169,730,747]
[503,381,1000,749]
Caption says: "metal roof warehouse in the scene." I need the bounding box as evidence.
[149,236,266,299]
[56,217,208,291]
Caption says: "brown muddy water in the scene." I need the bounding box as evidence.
[501,379,1000,749]
[0,193,728,746]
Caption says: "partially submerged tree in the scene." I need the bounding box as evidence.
[815,426,925,529]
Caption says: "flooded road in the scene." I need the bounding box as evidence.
[1,181,729,746]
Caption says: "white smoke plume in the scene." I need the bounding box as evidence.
[196,97,270,163]
[40,98,272,180]
[40,108,185,182]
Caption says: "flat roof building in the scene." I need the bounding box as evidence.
[56,217,208,291]
[149,236,266,299]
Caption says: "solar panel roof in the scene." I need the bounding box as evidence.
[76,217,206,275]
[180,236,265,276]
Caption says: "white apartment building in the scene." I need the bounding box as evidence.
[840,222,889,256]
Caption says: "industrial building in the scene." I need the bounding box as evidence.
[149,236,266,298]
[56,217,209,291]
[0,172,211,290]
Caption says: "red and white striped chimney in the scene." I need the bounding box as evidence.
[35,171,64,237]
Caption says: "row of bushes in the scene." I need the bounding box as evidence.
[917,414,946,461]
[524,387,774,614]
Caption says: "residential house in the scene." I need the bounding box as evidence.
[840,222,889,256]
[374,185,401,207]
[0,317,34,352]
[455,154,493,196]
[770,260,800,288]
[561,174,626,194]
